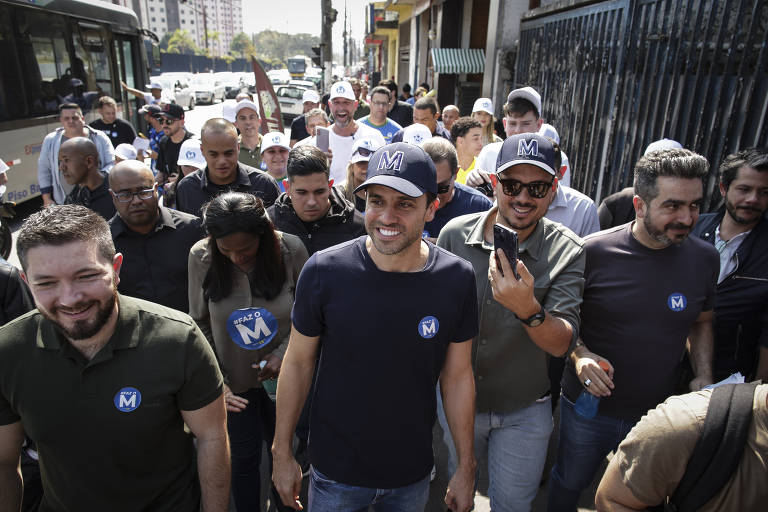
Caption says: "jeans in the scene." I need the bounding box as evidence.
[227,387,276,512]
[439,393,553,512]
[309,467,429,512]
[547,394,638,512]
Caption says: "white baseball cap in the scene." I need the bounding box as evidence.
[114,143,137,161]
[221,102,236,123]
[177,139,206,169]
[472,98,494,116]
[261,132,291,154]
[234,99,260,118]
[538,123,561,145]
[644,138,683,155]
[302,89,320,104]
[349,138,383,164]
[402,124,433,146]
[330,81,356,101]
[146,82,163,90]
[507,87,542,117]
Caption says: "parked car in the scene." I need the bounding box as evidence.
[150,75,195,110]
[191,74,225,104]
[276,85,305,122]
[215,72,246,99]
[288,79,316,91]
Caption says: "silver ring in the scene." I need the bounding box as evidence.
[584,378,592,387]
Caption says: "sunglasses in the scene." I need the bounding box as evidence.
[495,176,553,199]
[437,181,451,194]
[159,118,177,126]
[354,147,374,157]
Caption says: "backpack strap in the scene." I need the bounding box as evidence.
[668,381,759,512]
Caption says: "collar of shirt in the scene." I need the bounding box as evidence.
[111,206,177,237]
[463,206,544,261]
[549,184,567,209]
[200,163,251,190]
[238,133,262,153]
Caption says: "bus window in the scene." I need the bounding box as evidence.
[13,7,72,118]
[0,5,26,121]
[72,22,114,111]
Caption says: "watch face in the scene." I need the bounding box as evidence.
[527,317,544,327]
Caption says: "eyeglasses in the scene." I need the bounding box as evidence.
[111,186,156,203]
[437,181,451,194]
[495,176,553,199]
[371,101,389,108]
[159,118,177,126]
[354,147,374,157]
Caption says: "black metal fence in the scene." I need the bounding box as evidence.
[516,0,768,206]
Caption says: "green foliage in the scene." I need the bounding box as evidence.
[165,29,199,55]
[230,32,256,59]
[159,32,172,52]
[251,30,320,64]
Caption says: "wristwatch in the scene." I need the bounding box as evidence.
[519,305,546,327]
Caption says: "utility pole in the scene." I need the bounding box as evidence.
[321,0,336,91]
[343,1,348,68]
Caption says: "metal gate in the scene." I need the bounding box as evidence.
[517,0,768,205]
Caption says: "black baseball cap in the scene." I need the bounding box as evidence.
[355,142,437,197]
[139,104,162,115]
[496,133,559,176]
[160,103,184,120]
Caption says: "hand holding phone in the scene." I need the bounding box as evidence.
[493,223,520,280]
[316,126,330,152]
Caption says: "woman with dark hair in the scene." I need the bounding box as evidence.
[188,192,308,511]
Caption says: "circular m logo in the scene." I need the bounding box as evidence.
[114,387,142,412]
[227,307,278,350]
[418,316,439,339]
[185,150,196,159]
[667,293,687,312]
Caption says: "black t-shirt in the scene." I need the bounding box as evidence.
[291,236,479,488]
[64,172,116,221]
[89,118,137,148]
[388,100,413,128]
[157,131,193,179]
[290,115,309,141]
[561,223,719,420]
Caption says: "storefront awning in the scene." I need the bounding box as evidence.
[430,48,486,74]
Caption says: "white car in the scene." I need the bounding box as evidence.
[150,75,195,110]
[288,79,316,91]
[191,75,225,104]
[276,85,306,122]
[215,72,246,99]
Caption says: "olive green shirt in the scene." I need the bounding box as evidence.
[437,208,585,413]
[354,100,371,120]
[0,295,223,511]
[238,133,263,170]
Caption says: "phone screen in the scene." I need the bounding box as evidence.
[493,223,520,279]
[316,126,330,152]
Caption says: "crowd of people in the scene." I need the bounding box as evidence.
[0,74,766,512]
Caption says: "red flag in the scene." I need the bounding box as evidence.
[251,57,285,134]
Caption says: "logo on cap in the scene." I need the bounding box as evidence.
[185,150,196,159]
[227,307,278,350]
[418,316,439,339]
[114,387,142,413]
[483,100,491,108]
[518,139,539,157]
[378,150,404,172]
[336,85,346,94]
[667,293,687,312]
[272,135,281,143]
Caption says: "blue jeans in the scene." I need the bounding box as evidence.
[547,394,638,512]
[309,467,429,512]
[439,393,553,512]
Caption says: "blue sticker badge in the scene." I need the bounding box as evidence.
[114,387,142,412]
[667,293,687,312]
[227,307,278,350]
[418,316,439,339]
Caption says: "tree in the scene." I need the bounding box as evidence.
[165,29,198,55]
[159,32,172,52]
[230,32,255,59]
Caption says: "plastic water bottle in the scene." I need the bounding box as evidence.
[259,360,277,401]
[573,360,611,419]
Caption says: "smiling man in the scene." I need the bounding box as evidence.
[108,160,203,312]
[0,205,229,512]
[260,132,291,192]
[176,118,280,216]
[548,148,719,511]
[437,133,585,511]
[267,145,364,255]
[273,142,478,512]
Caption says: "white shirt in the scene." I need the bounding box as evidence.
[315,123,385,183]
[715,225,750,283]
[546,185,601,237]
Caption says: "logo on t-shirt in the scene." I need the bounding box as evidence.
[667,293,687,312]
[114,387,142,412]
[418,316,439,339]
[227,307,278,350]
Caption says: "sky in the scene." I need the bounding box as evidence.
[242,0,366,51]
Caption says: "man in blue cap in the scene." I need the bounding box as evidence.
[437,133,586,511]
[272,142,479,512]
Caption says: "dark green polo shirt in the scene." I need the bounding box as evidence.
[238,134,263,170]
[0,295,223,512]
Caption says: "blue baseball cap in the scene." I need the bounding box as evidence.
[355,142,437,197]
[496,133,559,176]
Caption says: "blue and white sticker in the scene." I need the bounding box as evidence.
[667,293,687,312]
[227,307,278,350]
[114,387,142,413]
[418,316,439,339]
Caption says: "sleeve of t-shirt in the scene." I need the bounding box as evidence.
[290,253,324,337]
[701,246,719,311]
[258,175,281,208]
[614,391,709,505]
[156,143,167,176]
[452,260,479,342]
[0,379,20,425]
[177,322,224,411]
[597,200,614,230]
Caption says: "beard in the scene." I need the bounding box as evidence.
[366,222,422,256]
[643,212,692,246]
[725,197,764,225]
[42,287,118,341]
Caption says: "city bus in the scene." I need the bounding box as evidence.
[0,0,151,204]
[287,55,311,79]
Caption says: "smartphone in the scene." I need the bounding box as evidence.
[316,126,330,152]
[493,223,520,279]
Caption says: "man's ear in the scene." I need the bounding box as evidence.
[551,176,559,191]
[632,195,646,219]
[719,181,727,198]
[489,174,498,187]
[113,253,124,285]
[328,179,334,188]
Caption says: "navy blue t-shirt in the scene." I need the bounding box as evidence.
[291,235,478,488]
[424,182,493,238]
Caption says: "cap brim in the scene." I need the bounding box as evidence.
[496,159,556,176]
[354,175,424,197]
[349,154,372,164]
